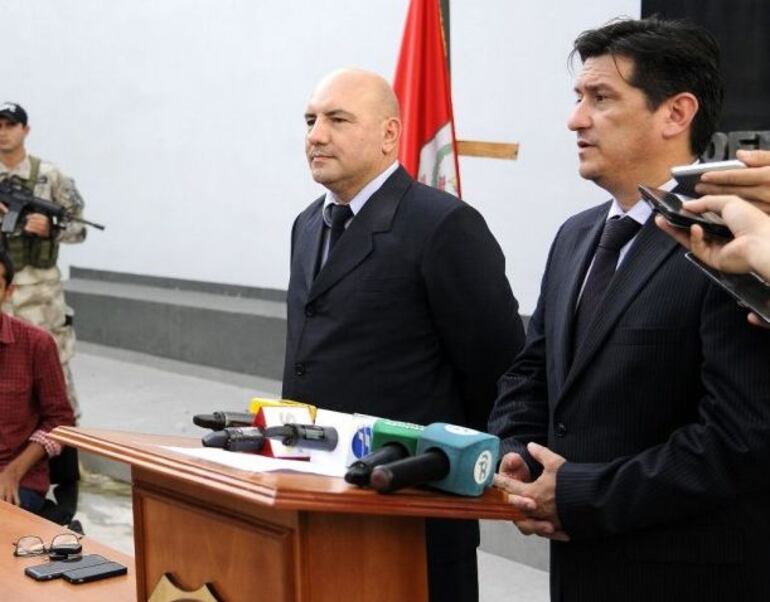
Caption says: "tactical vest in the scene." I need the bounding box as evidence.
[4,156,60,270]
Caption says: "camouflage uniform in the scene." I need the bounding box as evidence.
[0,155,86,418]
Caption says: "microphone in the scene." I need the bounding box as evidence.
[345,419,425,486]
[263,424,338,451]
[369,423,499,496]
[253,405,315,458]
[201,426,266,452]
[193,411,255,430]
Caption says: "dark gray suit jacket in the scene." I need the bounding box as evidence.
[283,166,525,558]
[490,202,770,602]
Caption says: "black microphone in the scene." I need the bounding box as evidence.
[345,445,410,486]
[370,451,450,493]
[202,427,266,452]
[193,411,254,430]
[262,424,338,451]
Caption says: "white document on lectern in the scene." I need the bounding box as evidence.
[163,446,347,477]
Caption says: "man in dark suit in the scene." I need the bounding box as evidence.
[282,68,525,602]
[490,18,770,602]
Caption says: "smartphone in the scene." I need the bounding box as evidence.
[671,160,746,193]
[685,253,770,324]
[62,561,128,584]
[25,554,108,581]
[638,185,733,239]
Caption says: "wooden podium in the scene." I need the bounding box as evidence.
[52,427,520,602]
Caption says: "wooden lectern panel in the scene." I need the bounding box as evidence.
[51,427,518,602]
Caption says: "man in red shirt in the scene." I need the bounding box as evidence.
[0,249,74,514]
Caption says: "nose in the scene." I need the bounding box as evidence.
[307,117,329,145]
[567,99,591,132]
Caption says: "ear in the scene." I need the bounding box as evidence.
[660,92,699,141]
[2,283,15,303]
[381,117,401,155]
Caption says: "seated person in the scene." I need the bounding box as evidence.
[0,250,74,513]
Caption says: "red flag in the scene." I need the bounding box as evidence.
[393,0,462,197]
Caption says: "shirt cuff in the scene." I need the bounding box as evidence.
[29,430,62,458]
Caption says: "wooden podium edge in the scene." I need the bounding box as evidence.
[52,426,522,521]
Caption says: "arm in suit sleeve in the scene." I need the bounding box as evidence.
[557,282,770,540]
[420,204,525,432]
[487,227,564,478]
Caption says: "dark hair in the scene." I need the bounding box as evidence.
[0,250,15,286]
[571,17,723,156]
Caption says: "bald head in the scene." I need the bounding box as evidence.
[304,68,402,202]
[313,68,401,121]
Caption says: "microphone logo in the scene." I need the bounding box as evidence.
[473,451,493,485]
[351,426,373,459]
[444,424,480,436]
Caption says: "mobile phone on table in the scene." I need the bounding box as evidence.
[25,554,109,581]
[62,560,128,584]
[638,185,733,239]
[671,160,746,193]
[685,253,770,324]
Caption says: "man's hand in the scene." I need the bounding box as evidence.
[23,213,51,237]
[494,442,570,541]
[696,149,770,213]
[0,201,7,214]
[498,451,532,482]
[0,468,22,506]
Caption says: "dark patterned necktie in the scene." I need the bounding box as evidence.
[328,204,353,254]
[573,216,642,352]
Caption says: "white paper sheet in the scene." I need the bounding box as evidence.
[163,446,347,477]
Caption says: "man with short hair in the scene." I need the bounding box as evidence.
[0,102,86,418]
[283,68,525,602]
[0,250,74,514]
[490,18,770,601]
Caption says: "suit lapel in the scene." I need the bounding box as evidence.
[295,199,325,295]
[559,217,679,400]
[552,213,606,391]
[308,167,412,303]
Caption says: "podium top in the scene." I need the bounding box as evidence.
[52,426,522,521]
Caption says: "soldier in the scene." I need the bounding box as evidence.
[0,102,86,418]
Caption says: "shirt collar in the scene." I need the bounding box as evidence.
[607,176,680,225]
[0,312,15,345]
[323,161,399,226]
[0,154,30,179]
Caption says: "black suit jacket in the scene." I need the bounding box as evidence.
[283,166,525,557]
[489,202,770,602]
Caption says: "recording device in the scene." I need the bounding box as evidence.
[253,405,314,458]
[202,426,266,452]
[370,423,500,497]
[301,410,380,472]
[370,450,449,493]
[639,185,733,239]
[685,253,770,324]
[193,411,255,430]
[345,418,424,486]
[62,561,128,584]
[671,160,746,194]
[263,424,339,451]
[25,554,109,581]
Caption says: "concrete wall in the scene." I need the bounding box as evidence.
[3,1,639,314]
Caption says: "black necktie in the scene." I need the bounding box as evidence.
[573,216,642,352]
[328,204,353,254]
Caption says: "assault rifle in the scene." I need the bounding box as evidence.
[0,178,105,234]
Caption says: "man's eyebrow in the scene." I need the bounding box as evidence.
[304,108,356,120]
[574,81,617,94]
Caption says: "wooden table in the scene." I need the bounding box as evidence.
[52,427,520,602]
[0,500,135,602]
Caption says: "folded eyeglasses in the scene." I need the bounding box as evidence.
[13,533,83,560]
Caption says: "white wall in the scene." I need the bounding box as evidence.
[2,1,639,313]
